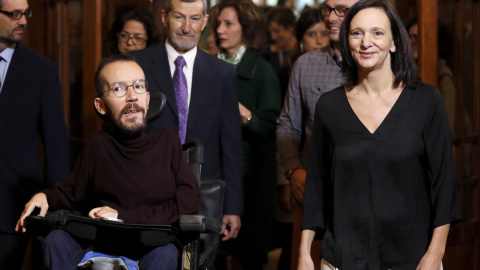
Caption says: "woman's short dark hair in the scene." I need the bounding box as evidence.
[266,6,296,29]
[295,8,324,43]
[104,7,160,57]
[339,0,417,90]
[210,0,266,50]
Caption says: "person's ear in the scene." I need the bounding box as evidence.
[94,98,106,115]
[390,42,396,53]
[201,14,209,31]
[161,10,168,27]
[146,92,151,111]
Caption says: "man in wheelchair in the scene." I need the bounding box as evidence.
[15,54,201,270]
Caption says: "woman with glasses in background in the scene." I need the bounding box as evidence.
[104,7,160,57]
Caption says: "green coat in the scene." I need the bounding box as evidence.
[235,48,282,253]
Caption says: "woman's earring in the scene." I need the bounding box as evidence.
[300,43,304,53]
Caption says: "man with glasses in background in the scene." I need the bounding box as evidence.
[0,0,69,268]
[276,0,358,269]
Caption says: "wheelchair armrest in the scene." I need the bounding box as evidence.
[24,209,73,238]
[179,215,219,233]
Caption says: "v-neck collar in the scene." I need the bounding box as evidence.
[343,86,406,135]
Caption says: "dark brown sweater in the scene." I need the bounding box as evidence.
[44,129,201,225]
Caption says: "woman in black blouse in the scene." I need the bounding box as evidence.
[298,0,460,269]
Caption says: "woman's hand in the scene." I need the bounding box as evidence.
[238,103,252,125]
[89,206,118,219]
[298,253,315,270]
[416,223,449,270]
[15,192,49,233]
[416,250,443,270]
[298,229,316,270]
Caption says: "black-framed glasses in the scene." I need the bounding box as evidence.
[320,6,349,17]
[117,31,147,45]
[0,8,32,21]
[103,80,148,97]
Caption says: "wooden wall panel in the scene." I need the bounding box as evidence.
[417,0,437,86]
[83,0,103,138]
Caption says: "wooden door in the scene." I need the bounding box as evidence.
[396,0,479,268]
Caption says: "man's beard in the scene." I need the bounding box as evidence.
[103,102,147,139]
[0,26,25,45]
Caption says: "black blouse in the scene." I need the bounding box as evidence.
[302,82,460,270]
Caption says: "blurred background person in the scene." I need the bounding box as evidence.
[211,0,282,269]
[104,7,160,57]
[206,29,220,56]
[279,8,329,99]
[275,7,329,270]
[264,6,297,74]
[406,17,473,179]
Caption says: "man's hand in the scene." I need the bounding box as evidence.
[15,193,49,233]
[290,169,306,203]
[220,214,241,241]
[279,185,296,212]
[89,206,118,219]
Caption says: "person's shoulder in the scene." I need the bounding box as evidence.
[296,47,331,66]
[13,43,56,70]
[318,86,345,102]
[147,128,181,144]
[130,43,164,62]
[196,48,235,72]
[314,86,345,115]
[409,81,442,98]
[244,49,276,75]
[83,131,111,150]
[406,81,446,109]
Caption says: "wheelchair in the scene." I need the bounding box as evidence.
[24,93,225,270]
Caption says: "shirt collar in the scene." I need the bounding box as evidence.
[165,40,197,71]
[0,47,15,63]
[326,44,342,67]
[217,45,246,67]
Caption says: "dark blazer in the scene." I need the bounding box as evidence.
[132,43,243,215]
[0,44,69,233]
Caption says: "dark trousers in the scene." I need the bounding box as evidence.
[0,232,28,269]
[43,230,178,270]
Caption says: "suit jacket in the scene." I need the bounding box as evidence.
[0,44,69,233]
[132,43,243,215]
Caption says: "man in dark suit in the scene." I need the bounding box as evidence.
[0,0,69,268]
[132,0,243,241]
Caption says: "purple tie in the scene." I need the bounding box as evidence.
[173,56,188,144]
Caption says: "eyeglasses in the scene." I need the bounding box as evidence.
[320,6,349,17]
[117,31,147,45]
[0,9,32,21]
[103,80,148,97]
